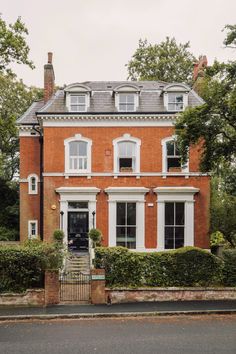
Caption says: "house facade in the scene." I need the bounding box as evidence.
[18,53,210,252]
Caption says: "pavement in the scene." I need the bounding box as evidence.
[0,300,236,321]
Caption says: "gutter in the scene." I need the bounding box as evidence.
[32,124,44,241]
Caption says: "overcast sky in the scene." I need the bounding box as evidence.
[1,0,236,88]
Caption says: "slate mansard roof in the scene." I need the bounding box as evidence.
[17,81,204,125]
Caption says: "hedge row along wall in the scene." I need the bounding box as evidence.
[94,246,234,287]
[0,241,63,293]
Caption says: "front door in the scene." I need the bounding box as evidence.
[68,212,89,252]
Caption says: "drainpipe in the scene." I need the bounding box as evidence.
[32,124,44,240]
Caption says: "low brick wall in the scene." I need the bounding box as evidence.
[106,287,236,304]
[0,289,45,307]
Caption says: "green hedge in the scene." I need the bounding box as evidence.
[94,246,224,287]
[0,240,63,293]
[222,249,236,286]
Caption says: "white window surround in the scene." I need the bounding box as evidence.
[105,187,149,251]
[28,174,38,195]
[64,134,92,174]
[66,92,90,112]
[154,187,199,251]
[28,220,38,239]
[113,134,141,174]
[161,136,189,173]
[163,84,189,112]
[56,187,100,247]
[115,93,139,112]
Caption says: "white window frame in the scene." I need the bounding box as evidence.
[28,174,38,195]
[115,92,139,112]
[167,92,184,111]
[116,202,137,249]
[154,187,199,251]
[164,201,185,249]
[28,220,38,239]
[66,92,90,112]
[64,134,92,174]
[105,187,149,251]
[161,136,189,173]
[113,134,141,174]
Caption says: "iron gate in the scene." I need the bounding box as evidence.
[60,272,91,303]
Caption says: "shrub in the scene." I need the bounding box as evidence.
[222,249,236,286]
[0,241,63,293]
[94,246,223,287]
[89,228,102,247]
[53,229,64,243]
[0,226,18,241]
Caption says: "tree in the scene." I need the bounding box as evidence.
[175,25,236,247]
[0,15,34,73]
[223,24,236,48]
[126,37,196,84]
[175,60,236,173]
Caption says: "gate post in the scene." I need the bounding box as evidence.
[45,270,60,306]
[91,269,106,304]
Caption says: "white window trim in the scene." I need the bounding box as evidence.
[66,92,90,112]
[64,134,92,174]
[154,187,199,251]
[28,220,38,239]
[105,187,149,251]
[115,92,139,112]
[113,134,141,174]
[161,136,189,173]
[164,92,188,111]
[28,174,38,195]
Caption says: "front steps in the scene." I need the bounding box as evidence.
[64,253,90,274]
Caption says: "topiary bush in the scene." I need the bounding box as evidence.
[0,240,63,293]
[89,228,102,247]
[222,249,236,286]
[94,246,224,288]
[53,229,64,244]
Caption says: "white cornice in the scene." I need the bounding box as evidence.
[38,113,176,121]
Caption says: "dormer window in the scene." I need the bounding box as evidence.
[168,93,184,111]
[119,94,135,112]
[64,84,91,112]
[163,84,190,112]
[114,84,140,112]
[70,94,86,112]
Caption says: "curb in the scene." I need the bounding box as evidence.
[0,309,236,321]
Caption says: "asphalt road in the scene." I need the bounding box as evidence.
[0,315,236,354]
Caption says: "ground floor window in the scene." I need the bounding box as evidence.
[165,202,185,249]
[116,202,136,249]
[28,220,38,239]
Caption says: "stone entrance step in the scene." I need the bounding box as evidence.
[65,253,90,274]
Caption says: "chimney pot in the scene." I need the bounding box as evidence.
[48,52,53,64]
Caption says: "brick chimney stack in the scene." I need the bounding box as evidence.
[44,52,55,103]
[193,55,208,82]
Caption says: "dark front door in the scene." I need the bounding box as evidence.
[68,212,89,252]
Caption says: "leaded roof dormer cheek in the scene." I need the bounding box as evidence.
[64,83,92,112]
[161,83,191,112]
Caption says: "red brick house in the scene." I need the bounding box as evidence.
[17,53,210,252]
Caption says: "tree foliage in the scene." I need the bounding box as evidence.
[175,60,236,172]
[0,15,34,74]
[223,24,236,48]
[126,37,196,84]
